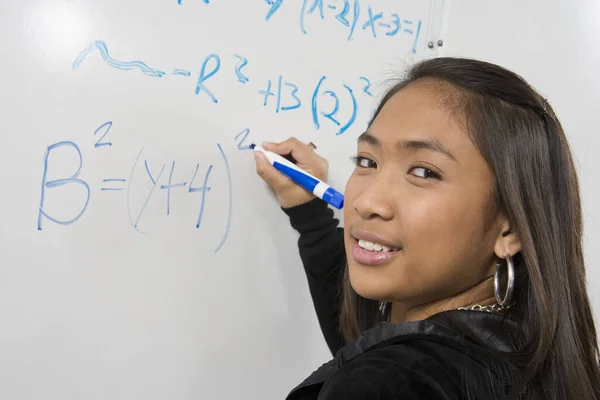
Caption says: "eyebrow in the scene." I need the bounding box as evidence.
[357,132,457,162]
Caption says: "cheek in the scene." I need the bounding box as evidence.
[403,191,489,269]
[406,193,466,234]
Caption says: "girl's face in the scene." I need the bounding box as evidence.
[343,82,507,313]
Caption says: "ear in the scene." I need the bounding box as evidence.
[493,214,522,258]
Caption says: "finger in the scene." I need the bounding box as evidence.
[254,151,291,191]
[254,150,266,176]
[263,137,315,163]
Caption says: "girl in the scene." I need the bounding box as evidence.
[255,57,600,399]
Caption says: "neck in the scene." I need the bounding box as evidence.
[389,275,496,323]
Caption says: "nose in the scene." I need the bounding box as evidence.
[352,172,395,221]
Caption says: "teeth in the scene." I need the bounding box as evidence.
[358,240,397,252]
[358,239,373,251]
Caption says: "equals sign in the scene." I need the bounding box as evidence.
[101,178,126,191]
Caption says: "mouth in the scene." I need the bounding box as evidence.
[356,239,400,253]
[350,232,402,266]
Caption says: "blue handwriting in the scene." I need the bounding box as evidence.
[234,128,252,150]
[102,178,126,191]
[195,53,221,103]
[295,0,421,47]
[73,43,371,135]
[265,0,284,20]
[214,143,231,253]
[259,75,302,112]
[94,121,113,147]
[359,76,372,96]
[173,69,192,76]
[189,164,213,229]
[234,54,250,84]
[160,161,188,216]
[312,76,357,135]
[73,41,166,77]
[178,0,209,4]
[39,121,233,252]
[38,141,91,230]
[134,154,165,231]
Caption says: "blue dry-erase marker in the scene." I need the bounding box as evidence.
[251,144,344,209]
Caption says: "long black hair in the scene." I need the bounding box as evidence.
[339,57,600,399]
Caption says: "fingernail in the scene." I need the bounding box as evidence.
[262,141,273,146]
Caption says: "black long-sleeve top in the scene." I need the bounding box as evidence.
[282,199,527,400]
[283,198,346,356]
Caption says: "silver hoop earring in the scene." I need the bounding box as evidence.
[494,254,515,307]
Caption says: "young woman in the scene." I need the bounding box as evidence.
[255,58,600,399]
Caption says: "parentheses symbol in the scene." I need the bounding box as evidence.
[312,75,327,129]
[127,147,146,233]
[337,84,357,136]
[215,143,232,253]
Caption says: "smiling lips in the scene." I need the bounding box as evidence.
[350,232,402,266]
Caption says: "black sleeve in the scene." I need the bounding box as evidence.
[282,198,346,356]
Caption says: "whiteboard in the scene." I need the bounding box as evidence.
[0,1,445,399]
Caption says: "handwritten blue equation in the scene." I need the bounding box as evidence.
[73,41,372,136]
[267,0,421,50]
[176,0,422,49]
[37,121,239,253]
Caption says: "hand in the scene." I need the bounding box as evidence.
[255,137,329,208]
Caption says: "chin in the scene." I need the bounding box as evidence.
[347,260,396,302]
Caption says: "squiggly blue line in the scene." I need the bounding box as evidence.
[72,40,165,78]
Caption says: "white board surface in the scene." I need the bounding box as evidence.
[0,1,444,399]
[2,1,599,399]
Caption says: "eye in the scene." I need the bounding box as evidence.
[409,165,442,180]
[351,155,377,169]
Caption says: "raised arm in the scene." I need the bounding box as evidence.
[254,138,346,355]
[283,199,346,355]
